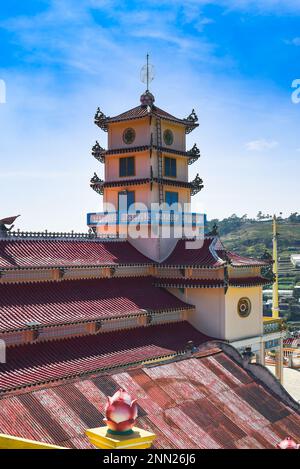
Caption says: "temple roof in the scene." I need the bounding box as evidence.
[161,238,225,268]
[0,321,212,394]
[155,276,271,288]
[0,277,193,332]
[0,239,152,269]
[95,104,199,134]
[214,237,271,268]
[0,236,270,270]
[0,348,299,448]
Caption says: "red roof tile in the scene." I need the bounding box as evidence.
[0,239,151,269]
[161,238,224,268]
[0,322,213,393]
[214,237,271,268]
[229,276,271,287]
[102,177,193,189]
[225,251,271,267]
[155,278,225,288]
[0,353,299,448]
[105,104,198,132]
[0,277,193,332]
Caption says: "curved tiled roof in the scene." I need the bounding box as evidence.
[161,238,225,268]
[0,322,212,393]
[155,278,225,288]
[226,251,271,267]
[214,237,271,268]
[104,104,198,132]
[0,277,193,332]
[229,276,272,287]
[103,177,193,189]
[0,235,270,270]
[0,239,152,269]
[105,145,190,157]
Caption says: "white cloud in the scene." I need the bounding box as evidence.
[285,37,300,46]
[245,139,279,151]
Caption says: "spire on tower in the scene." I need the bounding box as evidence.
[140,54,155,107]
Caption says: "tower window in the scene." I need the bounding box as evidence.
[165,191,178,206]
[164,157,177,177]
[119,157,135,177]
[123,128,136,144]
[163,129,174,146]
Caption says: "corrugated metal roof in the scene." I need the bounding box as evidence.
[0,354,299,449]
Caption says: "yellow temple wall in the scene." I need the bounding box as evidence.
[105,152,150,180]
[105,152,188,183]
[108,118,186,153]
[166,283,263,342]
[159,121,186,151]
[103,185,191,209]
[224,286,263,341]
[108,120,151,149]
[228,266,260,278]
[168,287,226,339]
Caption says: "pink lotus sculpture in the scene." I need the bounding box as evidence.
[104,388,138,434]
[276,436,300,449]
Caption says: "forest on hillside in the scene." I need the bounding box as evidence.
[207,212,300,291]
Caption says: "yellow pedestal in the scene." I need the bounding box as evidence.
[85,426,156,450]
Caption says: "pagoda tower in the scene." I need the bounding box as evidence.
[88,86,204,261]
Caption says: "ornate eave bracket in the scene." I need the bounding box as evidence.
[187,143,201,165]
[90,173,104,195]
[92,141,106,164]
[184,109,199,134]
[94,107,109,132]
[190,173,204,196]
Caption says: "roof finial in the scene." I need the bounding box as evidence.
[140,53,155,92]
[140,54,155,108]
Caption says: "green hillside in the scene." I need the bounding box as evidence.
[207,215,300,290]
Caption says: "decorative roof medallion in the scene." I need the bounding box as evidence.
[123,127,136,144]
[163,129,174,146]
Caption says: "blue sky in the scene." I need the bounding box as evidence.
[0,0,299,231]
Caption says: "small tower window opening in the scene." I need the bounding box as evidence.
[165,191,178,206]
[123,128,136,145]
[164,157,177,178]
[119,157,135,177]
[163,129,174,146]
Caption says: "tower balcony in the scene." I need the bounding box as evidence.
[90,174,204,197]
[87,210,206,237]
[91,143,201,165]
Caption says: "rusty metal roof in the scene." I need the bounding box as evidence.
[0,353,299,449]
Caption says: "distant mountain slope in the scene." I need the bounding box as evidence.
[207,217,300,290]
